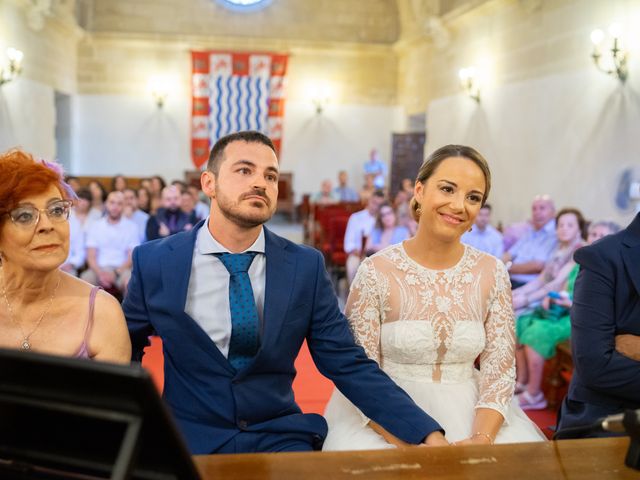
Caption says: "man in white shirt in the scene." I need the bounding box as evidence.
[82,191,140,294]
[344,190,385,283]
[123,188,149,243]
[502,195,557,288]
[461,203,504,258]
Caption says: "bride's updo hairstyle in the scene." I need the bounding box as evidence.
[410,145,491,221]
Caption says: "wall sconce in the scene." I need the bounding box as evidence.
[0,47,24,86]
[458,66,480,103]
[148,75,170,108]
[590,24,628,83]
[308,82,332,114]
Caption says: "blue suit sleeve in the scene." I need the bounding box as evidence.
[304,250,442,444]
[122,246,154,362]
[571,247,640,401]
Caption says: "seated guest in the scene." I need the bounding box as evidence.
[146,186,194,241]
[512,208,585,314]
[111,174,127,192]
[502,195,557,288]
[359,173,376,204]
[123,188,149,243]
[60,213,86,277]
[171,179,188,193]
[136,186,152,214]
[187,185,210,220]
[180,190,201,224]
[333,170,359,202]
[513,208,587,410]
[557,213,640,437]
[393,186,417,236]
[461,203,504,258]
[364,203,409,256]
[87,180,107,218]
[311,179,338,205]
[70,187,102,232]
[0,149,130,362]
[64,175,81,194]
[81,191,139,295]
[344,190,385,284]
[502,220,532,252]
[149,175,166,214]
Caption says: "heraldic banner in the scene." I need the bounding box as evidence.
[191,51,288,169]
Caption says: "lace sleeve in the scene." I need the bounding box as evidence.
[345,257,382,364]
[476,260,516,421]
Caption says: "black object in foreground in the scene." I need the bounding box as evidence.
[0,348,200,480]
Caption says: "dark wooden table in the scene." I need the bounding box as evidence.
[194,437,637,479]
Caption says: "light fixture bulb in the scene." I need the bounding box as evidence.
[590,29,604,46]
[608,23,622,39]
[6,47,23,63]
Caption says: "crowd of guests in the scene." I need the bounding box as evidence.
[60,174,210,297]
[0,135,637,457]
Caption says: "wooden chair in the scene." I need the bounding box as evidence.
[277,172,295,221]
[545,340,573,409]
[326,215,351,285]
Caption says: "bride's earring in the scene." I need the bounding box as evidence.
[468,227,473,232]
[416,205,422,217]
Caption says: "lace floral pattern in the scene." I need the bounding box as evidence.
[346,244,516,418]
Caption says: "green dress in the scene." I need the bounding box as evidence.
[516,264,579,359]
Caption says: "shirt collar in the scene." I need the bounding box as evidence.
[541,219,556,234]
[196,217,266,255]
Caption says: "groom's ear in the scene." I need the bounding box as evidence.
[201,170,216,199]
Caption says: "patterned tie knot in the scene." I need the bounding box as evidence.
[216,252,258,275]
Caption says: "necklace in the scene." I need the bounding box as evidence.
[1,270,61,351]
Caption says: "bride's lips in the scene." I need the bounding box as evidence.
[440,213,464,225]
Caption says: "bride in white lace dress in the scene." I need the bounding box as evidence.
[323,145,545,450]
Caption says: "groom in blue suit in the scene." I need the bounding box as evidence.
[123,131,445,454]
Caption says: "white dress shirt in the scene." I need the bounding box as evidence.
[85,217,140,268]
[343,209,376,254]
[461,224,504,258]
[185,219,266,358]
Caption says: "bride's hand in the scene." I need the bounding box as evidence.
[420,431,450,447]
[452,434,493,446]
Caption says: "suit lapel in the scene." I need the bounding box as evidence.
[161,225,199,313]
[622,213,640,296]
[259,228,296,354]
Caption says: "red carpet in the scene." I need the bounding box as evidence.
[141,337,558,435]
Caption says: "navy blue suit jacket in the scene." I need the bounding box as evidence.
[123,221,441,454]
[558,213,640,435]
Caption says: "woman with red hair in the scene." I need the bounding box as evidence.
[0,149,130,362]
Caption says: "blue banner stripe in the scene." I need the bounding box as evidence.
[214,76,223,141]
[235,76,243,132]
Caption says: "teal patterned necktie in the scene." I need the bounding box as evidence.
[215,252,260,370]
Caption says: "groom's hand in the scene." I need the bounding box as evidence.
[421,431,449,447]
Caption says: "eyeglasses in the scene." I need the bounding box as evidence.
[7,200,72,228]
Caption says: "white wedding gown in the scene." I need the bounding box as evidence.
[323,244,545,450]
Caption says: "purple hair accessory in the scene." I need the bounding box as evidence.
[40,158,78,201]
